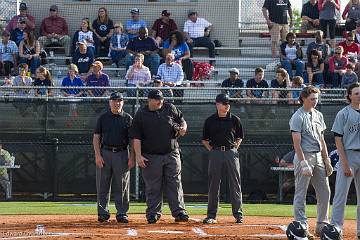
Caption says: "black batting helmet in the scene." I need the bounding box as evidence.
[320,224,342,240]
[286,221,307,240]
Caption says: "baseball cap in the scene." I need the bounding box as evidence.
[152,75,162,83]
[161,10,171,17]
[110,92,124,100]
[188,9,197,16]
[215,93,230,104]
[148,90,164,100]
[92,61,103,70]
[19,2,27,10]
[50,5,58,11]
[130,8,140,14]
[229,68,240,75]
[2,31,10,37]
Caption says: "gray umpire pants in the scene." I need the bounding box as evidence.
[331,150,360,236]
[293,152,330,228]
[96,149,130,218]
[142,149,186,219]
[207,148,243,219]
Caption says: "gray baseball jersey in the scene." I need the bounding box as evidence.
[289,106,326,152]
[331,105,360,150]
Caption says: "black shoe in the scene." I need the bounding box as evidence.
[98,215,110,223]
[175,212,189,222]
[116,215,129,223]
[147,215,158,224]
[235,217,243,223]
[203,217,217,224]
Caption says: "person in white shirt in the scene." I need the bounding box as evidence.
[183,10,215,64]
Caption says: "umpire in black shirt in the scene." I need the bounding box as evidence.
[93,92,135,223]
[202,93,244,224]
[130,89,189,224]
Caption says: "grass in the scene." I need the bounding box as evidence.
[0,202,356,220]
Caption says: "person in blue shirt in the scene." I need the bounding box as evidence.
[0,31,18,77]
[109,22,129,68]
[10,17,27,46]
[72,40,95,80]
[125,8,147,40]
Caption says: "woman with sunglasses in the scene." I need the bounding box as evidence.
[329,46,349,88]
[92,7,114,57]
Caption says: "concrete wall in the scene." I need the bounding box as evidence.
[25,0,239,47]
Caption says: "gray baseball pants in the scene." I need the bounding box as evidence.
[142,149,186,219]
[96,149,130,218]
[0,173,9,198]
[293,152,330,228]
[207,148,243,219]
[331,150,360,236]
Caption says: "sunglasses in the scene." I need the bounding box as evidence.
[114,26,120,28]
[347,39,354,42]
[335,52,342,55]
[50,9,57,12]
[19,21,26,24]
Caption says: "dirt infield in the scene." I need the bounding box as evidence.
[0,215,356,239]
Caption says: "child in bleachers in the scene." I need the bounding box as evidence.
[341,63,358,89]
[290,76,305,104]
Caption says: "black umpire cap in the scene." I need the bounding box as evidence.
[110,92,124,100]
[148,90,164,100]
[215,93,230,104]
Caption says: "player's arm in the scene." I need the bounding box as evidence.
[291,132,305,161]
[335,136,353,177]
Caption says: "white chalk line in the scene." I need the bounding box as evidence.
[127,228,138,236]
[148,230,184,234]
[192,227,208,236]
[188,217,202,222]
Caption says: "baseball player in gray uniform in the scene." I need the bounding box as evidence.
[330,82,360,239]
[289,86,333,238]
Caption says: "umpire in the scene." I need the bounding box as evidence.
[130,89,189,224]
[202,93,244,224]
[93,92,135,223]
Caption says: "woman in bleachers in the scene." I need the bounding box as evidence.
[92,7,114,57]
[12,63,33,116]
[318,0,340,50]
[305,49,325,87]
[34,66,53,97]
[18,29,40,77]
[162,30,193,80]
[125,54,151,98]
[72,18,95,55]
[342,0,360,31]
[280,32,304,79]
[109,22,129,70]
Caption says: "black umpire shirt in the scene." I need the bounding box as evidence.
[130,103,185,154]
[202,112,244,147]
[94,109,133,147]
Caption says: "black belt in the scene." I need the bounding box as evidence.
[350,149,360,152]
[212,146,235,151]
[305,151,320,153]
[102,145,127,152]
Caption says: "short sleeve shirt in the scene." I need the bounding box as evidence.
[34,78,52,95]
[271,79,288,98]
[152,18,178,40]
[126,37,159,53]
[246,78,269,98]
[263,0,291,24]
[125,19,147,40]
[72,49,95,74]
[92,19,114,37]
[306,58,324,73]
[61,76,84,95]
[221,78,244,88]
[162,40,190,60]
[86,72,110,97]
[301,1,319,19]
[289,106,326,152]
[184,17,211,38]
[0,40,18,62]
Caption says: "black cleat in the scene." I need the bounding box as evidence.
[116,215,129,223]
[98,215,110,223]
[235,217,243,223]
[147,215,158,224]
[175,212,189,222]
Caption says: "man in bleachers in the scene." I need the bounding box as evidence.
[125,8,147,40]
[87,61,110,98]
[301,0,320,33]
[10,17,27,46]
[5,3,35,33]
[262,0,293,58]
[246,67,269,101]
[126,27,160,76]
[0,31,18,77]
[183,10,215,65]
[38,5,71,57]
[221,68,244,98]
[72,40,95,80]
[151,10,178,47]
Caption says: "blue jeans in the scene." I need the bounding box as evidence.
[125,53,160,76]
[281,59,304,78]
[19,57,40,74]
[331,73,342,88]
[110,50,127,67]
[304,72,324,87]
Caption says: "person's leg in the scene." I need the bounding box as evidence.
[332,73,341,88]
[144,54,160,76]
[353,166,360,237]
[270,24,281,58]
[181,58,194,80]
[193,36,215,58]
[124,54,135,71]
[294,59,305,77]
[314,73,324,87]
[110,50,120,67]
[328,19,336,50]
[30,57,41,74]
[188,39,194,57]
[281,59,293,78]
[59,35,71,56]
[3,61,13,76]
[319,19,328,41]
[38,36,51,50]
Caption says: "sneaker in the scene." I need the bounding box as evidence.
[147,215,158,224]
[116,215,129,223]
[174,212,189,222]
[235,217,243,224]
[98,215,110,223]
[203,217,217,224]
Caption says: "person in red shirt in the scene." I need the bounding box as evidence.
[5,3,35,32]
[151,10,178,47]
[337,31,360,58]
[329,46,348,88]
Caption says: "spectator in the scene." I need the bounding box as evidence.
[271,67,291,102]
[329,46,348,88]
[184,10,215,64]
[19,29,40,76]
[5,3,35,32]
[318,0,341,50]
[0,30,18,77]
[33,66,54,119]
[291,76,305,104]
[246,67,269,100]
[341,63,359,88]
[338,31,360,59]
[126,27,160,76]
[10,17,27,46]
[72,40,95,80]
[301,0,320,33]
[280,32,305,78]
[72,18,95,55]
[12,63,32,117]
[151,10,177,46]
[163,30,194,80]
[125,8,147,40]
[92,7,114,57]
[305,49,325,87]
[306,30,330,61]
[38,5,71,58]
[221,68,244,98]
[151,75,173,99]
[109,22,129,70]
[0,143,12,198]
[125,54,151,97]
[87,61,110,97]
[262,0,293,58]
[354,20,360,43]
[342,0,360,31]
